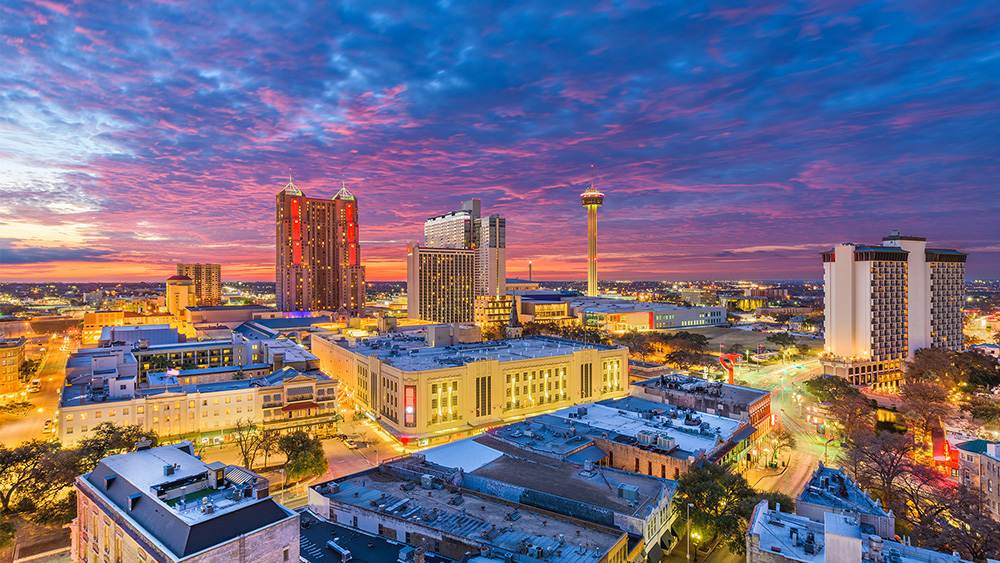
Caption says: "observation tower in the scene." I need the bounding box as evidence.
[580,165,604,297]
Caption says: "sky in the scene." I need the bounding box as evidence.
[2,0,999,283]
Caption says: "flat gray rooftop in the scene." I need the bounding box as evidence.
[471,437,675,519]
[318,470,619,563]
[797,465,889,517]
[340,336,620,372]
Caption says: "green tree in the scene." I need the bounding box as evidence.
[804,374,863,403]
[766,332,797,350]
[0,519,15,550]
[960,396,1000,424]
[277,431,328,482]
[77,423,158,472]
[146,356,173,372]
[0,441,56,513]
[673,461,756,555]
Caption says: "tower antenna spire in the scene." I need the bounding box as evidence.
[591,164,594,190]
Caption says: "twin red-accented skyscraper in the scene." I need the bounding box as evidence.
[275,177,365,315]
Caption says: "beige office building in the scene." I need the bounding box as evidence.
[312,334,628,447]
[406,244,476,323]
[821,231,966,390]
[176,263,222,307]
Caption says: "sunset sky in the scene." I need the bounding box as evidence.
[2,0,998,283]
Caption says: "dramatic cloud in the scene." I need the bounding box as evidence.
[1,0,998,282]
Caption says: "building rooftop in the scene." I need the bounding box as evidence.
[337,336,621,372]
[631,374,770,406]
[185,305,278,312]
[748,502,975,563]
[314,462,622,563]
[470,446,675,519]
[82,441,294,558]
[797,465,890,518]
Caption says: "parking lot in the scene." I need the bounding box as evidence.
[297,510,455,563]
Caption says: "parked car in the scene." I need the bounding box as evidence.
[42,419,52,433]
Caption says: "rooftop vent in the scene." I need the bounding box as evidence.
[163,464,175,476]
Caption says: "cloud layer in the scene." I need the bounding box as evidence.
[2,0,998,282]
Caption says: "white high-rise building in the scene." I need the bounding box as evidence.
[418,199,506,321]
[821,231,966,391]
[475,214,506,297]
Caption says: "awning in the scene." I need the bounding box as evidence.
[646,542,664,563]
[565,445,608,465]
[281,402,318,412]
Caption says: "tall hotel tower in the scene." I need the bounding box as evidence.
[276,178,366,315]
[410,199,506,323]
[580,166,604,297]
[821,231,966,391]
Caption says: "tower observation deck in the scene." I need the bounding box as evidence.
[580,166,604,297]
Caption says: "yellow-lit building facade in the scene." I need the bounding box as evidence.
[312,334,629,447]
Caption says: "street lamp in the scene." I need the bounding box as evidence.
[686,502,694,561]
[693,532,702,562]
[278,469,285,503]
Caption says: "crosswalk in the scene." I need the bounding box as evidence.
[300,536,325,561]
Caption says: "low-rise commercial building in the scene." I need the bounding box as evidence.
[630,376,773,469]
[59,364,338,447]
[571,297,726,332]
[72,440,298,563]
[746,501,973,563]
[308,454,640,563]
[83,311,177,344]
[0,337,26,398]
[956,439,1000,521]
[795,464,895,538]
[313,334,628,446]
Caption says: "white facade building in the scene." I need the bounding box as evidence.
[821,231,966,391]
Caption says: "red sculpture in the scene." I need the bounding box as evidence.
[718,354,742,384]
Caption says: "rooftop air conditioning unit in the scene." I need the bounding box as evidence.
[617,484,640,502]
[657,435,676,450]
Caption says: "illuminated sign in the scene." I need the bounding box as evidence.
[404,385,416,427]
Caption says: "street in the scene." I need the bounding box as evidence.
[0,340,72,447]
[663,358,835,563]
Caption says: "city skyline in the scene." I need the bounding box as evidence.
[3,1,1000,283]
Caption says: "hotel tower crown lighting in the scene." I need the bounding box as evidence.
[580,165,604,297]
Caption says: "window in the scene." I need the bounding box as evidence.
[136,406,143,414]
[283,548,289,562]
[109,409,116,417]
[189,400,195,408]
[66,414,73,421]
[67,427,73,434]
[214,398,219,405]
[123,407,129,415]
[82,425,88,432]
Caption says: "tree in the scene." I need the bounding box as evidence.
[257,430,280,470]
[917,486,1000,562]
[0,519,14,550]
[277,431,328,482]
[77,423,158,472]
[766,332,797,350]
[0,441,55,513]
[673,461,757,555]
[826,393,875,440]
[904,348,955,385]
[770,429,797,463]
[146,356,173,372]
[960,396,1000,425]
[841,430,915,512]
[231,370,246,381]
[899,380,951,442]
[804,374,863,403]
[232,419,260,469]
